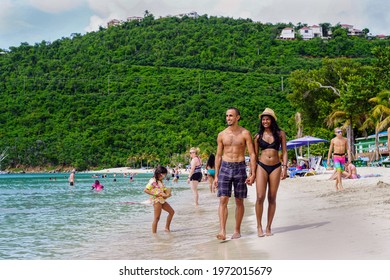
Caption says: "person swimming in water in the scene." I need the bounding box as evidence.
[91,180,104,191]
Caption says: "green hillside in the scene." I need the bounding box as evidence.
[0,14,389,170]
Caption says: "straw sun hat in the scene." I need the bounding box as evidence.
[259,108,277,121]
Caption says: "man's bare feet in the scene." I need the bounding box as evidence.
[258,228,265,237]
[231,232,241,239]
[216,233,226,240]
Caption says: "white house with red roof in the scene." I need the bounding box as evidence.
[310,25,323,38]
[280,27,295,39]
[299,26,314,40]
[340,24,363,36]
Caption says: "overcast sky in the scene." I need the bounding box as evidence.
[1,0,389,49]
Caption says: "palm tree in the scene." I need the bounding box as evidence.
[326,109,367,158]
[362,90,390,160]
[295,112,303,157]
[0,147,9,171]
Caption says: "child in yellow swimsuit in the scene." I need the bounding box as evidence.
[144,165,174,233]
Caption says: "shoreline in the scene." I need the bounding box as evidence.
[1,166,190,175]
[85,166,190,175]
[85,165,390,260]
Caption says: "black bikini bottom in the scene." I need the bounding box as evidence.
[257,161,281,175]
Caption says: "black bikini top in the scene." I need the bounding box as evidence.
[258,134,281,151]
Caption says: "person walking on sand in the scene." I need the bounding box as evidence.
[144,165,174,233]
[187,147,203,206]
[327,127,351,191]
[254,108,288,237]
[214,107,257,240]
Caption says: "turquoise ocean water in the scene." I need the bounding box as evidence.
[0,172,223,260]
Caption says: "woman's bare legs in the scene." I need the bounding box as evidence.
[255,167,268,237]
[256,165,281,236]
[190,180,199,206]
[265,167,281,236]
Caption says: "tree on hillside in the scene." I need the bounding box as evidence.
[288,58,378,154]
[319,22,332,37]
[362,90,390,160]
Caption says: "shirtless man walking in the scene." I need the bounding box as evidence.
[327,127,351,191]
[214,107,257,240]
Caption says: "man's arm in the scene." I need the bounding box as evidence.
[214,132,224,187]
[327,139,334,165]
[245,130,257,185]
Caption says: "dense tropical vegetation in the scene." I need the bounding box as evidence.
[0,13,389,171]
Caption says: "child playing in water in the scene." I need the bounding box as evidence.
[91,180,104,191]
[144,165,174,233]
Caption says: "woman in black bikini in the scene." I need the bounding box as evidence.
[187,147,203,206]
[254,108,288,237]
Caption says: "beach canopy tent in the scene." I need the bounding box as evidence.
[286,136,328,159]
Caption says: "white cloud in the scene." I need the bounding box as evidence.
[0,0,15,30]
[85,15,106,32]
[28,0,84,13]
[1,0,389,49]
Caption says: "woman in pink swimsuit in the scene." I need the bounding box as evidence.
[343,162,358,179]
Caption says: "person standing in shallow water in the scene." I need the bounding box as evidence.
[206,153,216,193]
[187,147,202,206]
[254,108,288,237]
[68,169,75,186]
[214,107,257,240]
[144,165,174,233]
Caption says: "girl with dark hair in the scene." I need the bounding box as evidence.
[144,165,174,233]
[254,108,288,237]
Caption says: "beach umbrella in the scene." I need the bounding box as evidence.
[286,136,328,158]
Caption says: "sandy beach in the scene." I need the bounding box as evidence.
[198,166,390,260]
[88,165,389,260]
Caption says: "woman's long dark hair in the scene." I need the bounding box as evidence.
[258,115,281,143]
[207,154,215,168]
[154,165,168,181]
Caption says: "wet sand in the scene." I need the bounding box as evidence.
[87,166,389,260]
[199,166,390,260]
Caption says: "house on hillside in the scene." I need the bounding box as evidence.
[107,19,121,27]
[340,24,363,36]
[127,16,143,22]
[280,27,295,39]
[310,25,323,38]
[175,11,199,19]
[299,25,324,40]
[299,27,314,40]
[376,34,387,39]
